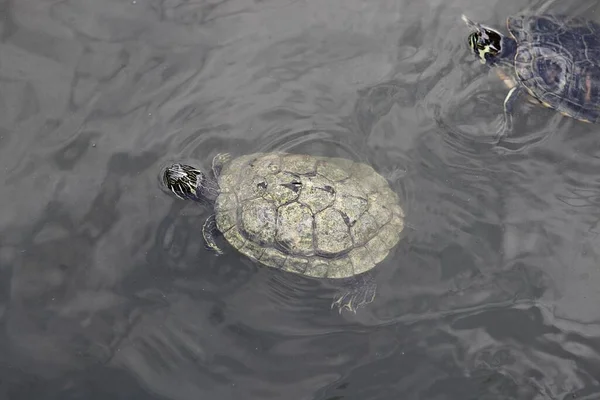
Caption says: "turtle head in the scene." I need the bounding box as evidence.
[163,163,218,204]
[462,15,507,66]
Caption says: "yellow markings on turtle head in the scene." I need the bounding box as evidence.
[468,33,488,64]
[477,45,494,64]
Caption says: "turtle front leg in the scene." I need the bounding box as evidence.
[495,86,522,141]
[331,272,377,313]
[202,214,223,255]
[211,153,232,179]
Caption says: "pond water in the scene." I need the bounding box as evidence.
[2,0,600,398]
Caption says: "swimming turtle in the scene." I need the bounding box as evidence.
[162,152,406,312]
[462,14,600,137]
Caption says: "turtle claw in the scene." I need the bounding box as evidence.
[331,293,358,314]
[202,214,224,255]
[331,274,377,313]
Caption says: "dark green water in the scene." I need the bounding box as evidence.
[1,0,600,398]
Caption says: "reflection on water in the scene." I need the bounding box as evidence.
[2,0,600,398]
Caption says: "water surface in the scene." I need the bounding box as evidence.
[2,0,600,398]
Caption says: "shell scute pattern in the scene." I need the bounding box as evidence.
[316,158,352,181]
[239,239,266,262]
[379,216,404,249]
[214,152,405,279]
[349,246,376,275]
[283,256,309,274]
[240,197,278,244]
[509,15,600,122]
[365,237,390,265]
[276,202,314,255]
[223,228,247,252]
[262,172,301,206]
[259,247,287,269]
[215,192,237,233]
[350,212,380,247]
[314,208,353,255]
[305,261,329,278]
[297,174,336,213]
[325,258,354,279]
[337,194,368,226]
[282,153,317,175]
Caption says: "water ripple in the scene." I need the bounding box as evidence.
[4,0,600,398]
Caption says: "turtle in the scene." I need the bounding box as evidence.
[462,14,600,138]
[162,152,406,312]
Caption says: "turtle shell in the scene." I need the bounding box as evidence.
[213,152,405,279]
[508,15,600,123]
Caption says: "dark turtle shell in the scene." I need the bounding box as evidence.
[508,15,600,123]
[213,152,405,279]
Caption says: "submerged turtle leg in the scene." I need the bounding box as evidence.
[495,86,522,140]
[331,272,377,313]
[202,214,223,255]
[211,153,232,179]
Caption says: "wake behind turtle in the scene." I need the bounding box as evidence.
[162,152,406,312]
[462,14,600,139]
